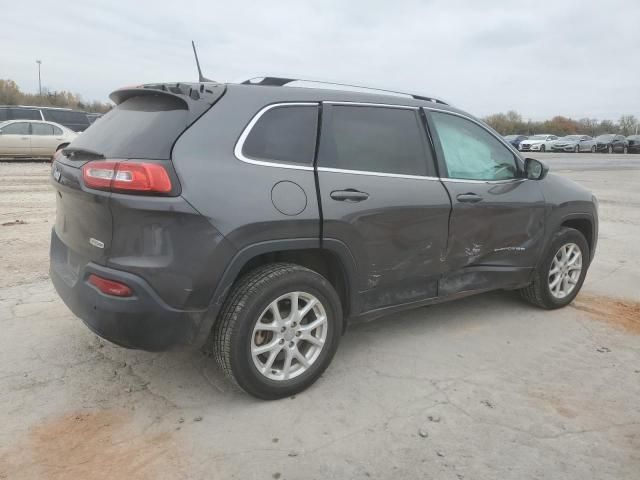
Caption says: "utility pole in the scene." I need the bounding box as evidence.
[36,60,42,98]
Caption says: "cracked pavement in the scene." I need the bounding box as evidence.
[0,156,639,479]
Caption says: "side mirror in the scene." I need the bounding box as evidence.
[524,158,549,180]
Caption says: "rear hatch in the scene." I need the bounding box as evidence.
[51,82,226,277]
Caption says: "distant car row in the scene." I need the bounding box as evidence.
[0,105,102,133]
[504,133,640,154]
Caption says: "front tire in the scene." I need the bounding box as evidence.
[574,145,579,153]
[519,227,589,309]
[540,144,546,152]
[590,145,596,153]
[213,263,342,399]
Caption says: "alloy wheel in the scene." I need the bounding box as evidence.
[251,291,328,381]
[548,243,582,299]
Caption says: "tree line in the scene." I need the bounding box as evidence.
[0,79,112,114]
[484,110,639,137]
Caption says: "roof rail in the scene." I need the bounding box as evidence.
[241,77,449,105]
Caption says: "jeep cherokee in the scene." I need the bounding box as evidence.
[50,77,598,399]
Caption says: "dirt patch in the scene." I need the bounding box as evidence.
[572,293,640,335]
[528,391,578,419]
[0,410,181,480]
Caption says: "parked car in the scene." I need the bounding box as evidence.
[550,135,596,153]
[0,120,77,160]
[49,78,598,399]
[594,134,628,154]
[0,105,91,132]
[627,135,640,153]
[504,134,528,149]
[518,134,559,152]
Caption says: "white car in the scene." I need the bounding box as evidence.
[518,134,558,153]
[0,119,77,160]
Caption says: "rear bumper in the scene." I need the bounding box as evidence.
[50,229,206,351]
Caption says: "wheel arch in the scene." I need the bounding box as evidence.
[559,214,596,263]
[195,238,359,346]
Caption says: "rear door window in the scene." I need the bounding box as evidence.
[317,105,432,176]
[241,105,318,166]
[31,123,55,135]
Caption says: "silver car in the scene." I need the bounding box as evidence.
[550,135,596,153]
[0,120,77,160]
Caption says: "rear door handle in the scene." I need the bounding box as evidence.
[330,189,369,202]
[456,193,482,203]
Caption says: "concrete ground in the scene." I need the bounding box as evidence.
[0,154,639,479]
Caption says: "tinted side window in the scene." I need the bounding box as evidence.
[318,105,431,176]
[242,105,318,165]
[1,122,30,135]
[41,110,90,131]
[430,112,518,181]
[32,123,55,135]
[9,108,41,120]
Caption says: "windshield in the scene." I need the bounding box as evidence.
[561,135,581,141]
[596,134,614,141]
[504,135,518,140]
[529,135,547,140]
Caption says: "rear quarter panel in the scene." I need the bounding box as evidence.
[171,86,321,250]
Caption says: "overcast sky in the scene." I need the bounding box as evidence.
[3,0,639,120]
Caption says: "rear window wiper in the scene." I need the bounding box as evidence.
[62,146,105,160]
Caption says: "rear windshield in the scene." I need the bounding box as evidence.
[68,95,189,159]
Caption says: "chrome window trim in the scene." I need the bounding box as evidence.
[323,101,418,110]
[234,102,318,171]
[317,166,439,181]
[424,107,526,181]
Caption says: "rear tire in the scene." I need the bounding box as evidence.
[213,263,342,399]
[519,227,589,309]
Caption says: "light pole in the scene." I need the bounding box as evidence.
[36,60,42,98]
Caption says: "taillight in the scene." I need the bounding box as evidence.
[82,161,172,194]
[88,274,133,297]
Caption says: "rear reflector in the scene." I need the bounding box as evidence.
[88,274,133,297]
[82,161,172,193]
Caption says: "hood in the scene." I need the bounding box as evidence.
[554,139,578,145]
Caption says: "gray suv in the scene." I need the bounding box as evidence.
[50,78,598,399]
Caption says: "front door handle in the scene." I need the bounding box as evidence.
[456,193,482,203]
[330,189,369,202]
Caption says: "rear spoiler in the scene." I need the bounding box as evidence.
[109,82,226,119]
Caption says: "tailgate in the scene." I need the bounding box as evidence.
[52,157,112,267]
